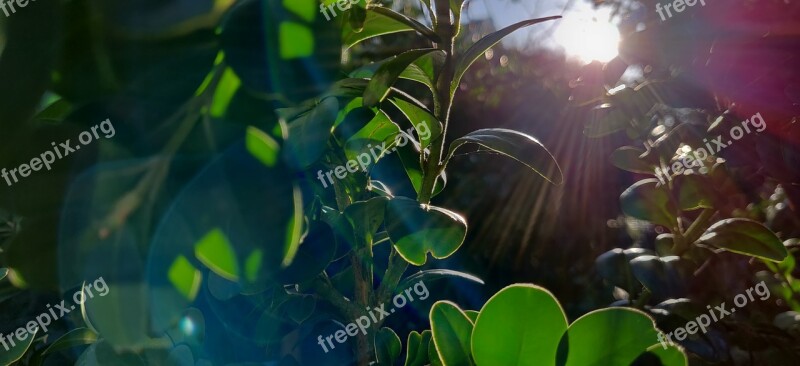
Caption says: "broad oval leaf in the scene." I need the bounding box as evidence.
[558,308,667,366]
[364,48,442,108]
[632,344,688,366]
[40,327,99,360]
[472,284,568,366]
[385,197,467,266]
[698,218,788,262]
[0,326,37,365]
[430,301,474,366]
[446,128,563,185]
[451,16,561,96]
[610,146,653,174]
[375,327,402,365]
[620,179,677,228]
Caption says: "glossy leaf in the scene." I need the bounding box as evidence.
[385,197,467,266]
[375,327,402,365]
[620,179,677,228]
[367,6,440,43]
[39,328,99,359]
[364,48,442,108]
[452,16,561,95]
[430,301,474,366]
[404,330,432,366]
[344,11,415,49]
[698,218,788,262]
[558,308,665,366]
[472,284,568,366]
[446,128,563,185]
[0,326,36,365]
[389,98,442,149]
[610,146,653,174]
[398,269,483,291]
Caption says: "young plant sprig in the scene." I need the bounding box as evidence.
[280,1,566,364]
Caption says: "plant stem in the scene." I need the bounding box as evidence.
[677,208,716,254]
[418,0,455,205]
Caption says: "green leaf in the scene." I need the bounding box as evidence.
[698,218,788,262]
[344,111,401,167]
[620,179,677,228]
[367,6,440,43]
[446,128,563,185]
[389,98,442,149]
[610,146,653,174]
[472,284,568,366]
[34,98,72,123]
[364,48,442,108]
[349,3,368,33]
[450,0,466,35]
[282,97,339,169]
[430,301,474,366]
[194,228,240,281]
[451,16,561,96]
[344,11,415,49]
[40,328,99,358]
[404,330,432,366]
[0,326,36,365]
[636,344,688,366]
[385,197,467,266]
[398,269,483,291]
[628,255,685,299]
[375,327,402,365]
[429,337,443,366]
[396,138,447,197]
[344,197,389,242]
[168,255,203,301]
[584,104,629,138]
[464,310,479,323]
[558,308,664,366]
[676,174,715,211]
[0,268,7,281]
[245,126,280,167]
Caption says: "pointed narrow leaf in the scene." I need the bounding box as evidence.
[40,328,99,357]
[364,49,442,108]
[398,269,483,291]
[446,128,563,184]
[344,11,415,49]
[452,16,561,94]
[367,6,440,42]
[389,98,442,148]
[698,218,788,262]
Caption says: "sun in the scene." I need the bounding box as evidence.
[554,16,620,63]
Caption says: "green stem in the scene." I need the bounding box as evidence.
[418,0,455,205]
[677,208,716,254]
